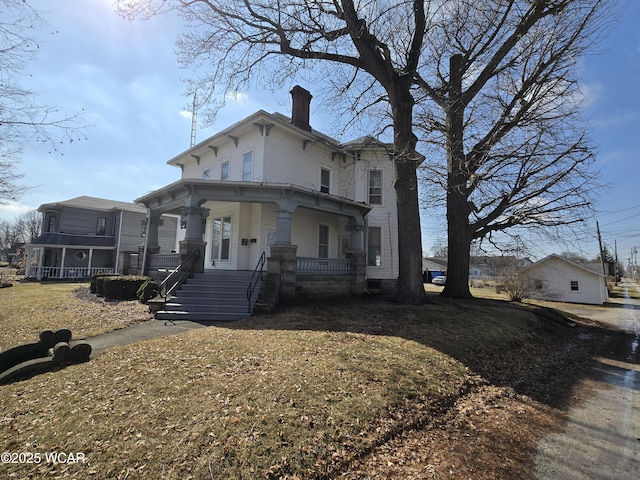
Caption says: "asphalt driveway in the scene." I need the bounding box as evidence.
[535,281,640,479]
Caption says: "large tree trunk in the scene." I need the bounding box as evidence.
[442,54,472,298]
[391,86,426,305]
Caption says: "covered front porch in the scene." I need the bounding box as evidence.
[136,179,371,308]
[24,233,117,280]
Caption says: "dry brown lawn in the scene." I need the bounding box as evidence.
[0,282,152,351]
[0,282,611,479]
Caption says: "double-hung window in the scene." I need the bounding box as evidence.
[96,217,107,236]
[367,227,382,266]
[570,280,579,292]
[318,225,329,258]
[242,151,253,181]
[368,170,382,205]
[220,160,230,181]
[320,167,331,194]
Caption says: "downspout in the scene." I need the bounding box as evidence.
[114,209,123,274]
[141,207,151,276]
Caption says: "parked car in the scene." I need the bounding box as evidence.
[432,275,447,286]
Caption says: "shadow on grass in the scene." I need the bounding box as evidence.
[222,292,629,411]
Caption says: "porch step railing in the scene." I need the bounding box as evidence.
[297,257,350,274]
[246,252,266,312]
[159,249,201,301]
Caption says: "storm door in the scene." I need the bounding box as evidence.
[211,216,232,264]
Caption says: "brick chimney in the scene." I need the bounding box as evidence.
[290,85,312,131]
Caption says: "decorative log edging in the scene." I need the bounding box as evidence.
[0,329,92,385]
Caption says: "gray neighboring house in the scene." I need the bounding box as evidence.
[24,196,178,280]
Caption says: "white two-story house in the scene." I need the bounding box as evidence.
[137,86,400,309]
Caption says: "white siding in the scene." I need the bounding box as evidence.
[263,128,331,189]
[353,151,398,280]
[182,130,266,183]
[526,257,607,305]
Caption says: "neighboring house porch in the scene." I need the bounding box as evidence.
[24,233,117,280]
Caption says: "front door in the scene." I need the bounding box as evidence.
[211,216,232,265]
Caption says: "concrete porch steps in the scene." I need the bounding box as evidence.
[155,270,262,322]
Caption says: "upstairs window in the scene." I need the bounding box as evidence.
[368,170,382,205]
[96,217,107,236]
[202,168,211,180]
[570,280,580,291]
[221,160,230,181]
[47,215,57,233]
[242,151,253,181]
[320,167,331,194]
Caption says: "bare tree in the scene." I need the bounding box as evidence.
[414,0,612,298]
[0,210,40,258]
[118,0,428,303]
[1,0,86,204]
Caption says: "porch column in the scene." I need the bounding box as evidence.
[37,247,44,280]
[60,247,67,279]
[268,243,298,305]
[147,214,163,248]
[179,206,209,273]
[88,248,94,276]
[25,247,33,278]
[346,217,366,251]
[274,201,297,244]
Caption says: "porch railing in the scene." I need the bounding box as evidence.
[150,253,181,270]
[30,266,115,279]
[296,258,350,274]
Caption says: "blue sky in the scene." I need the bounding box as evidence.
[1,0,638,265]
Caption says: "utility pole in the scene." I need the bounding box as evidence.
[614,240,618,285]
[596,221,607,276]
[190,91,198,148]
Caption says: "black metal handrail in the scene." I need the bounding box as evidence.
[159,249,201,301]
[246,252,266,312]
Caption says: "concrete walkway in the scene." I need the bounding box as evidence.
[85,319,208,356]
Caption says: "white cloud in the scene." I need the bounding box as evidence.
[0,201,38,221]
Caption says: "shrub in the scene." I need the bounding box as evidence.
[90,273,119,294]
[102,275,151,301]
[137,279,160,304]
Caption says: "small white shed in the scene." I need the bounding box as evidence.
[523,254,608,305]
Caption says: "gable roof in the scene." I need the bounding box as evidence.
[38,196,147,214]
[523,253,607,278]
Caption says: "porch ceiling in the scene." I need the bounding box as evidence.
[135,179,372,220]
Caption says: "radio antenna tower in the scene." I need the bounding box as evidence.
[190,91,198,148]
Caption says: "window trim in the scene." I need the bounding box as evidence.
[368,169,383,205]
[318,224,329,259]
[320,166,331,194]
[220,160,230,181]
[242,150,253,182]
[367,226,382,267]
[96,217,107,236]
